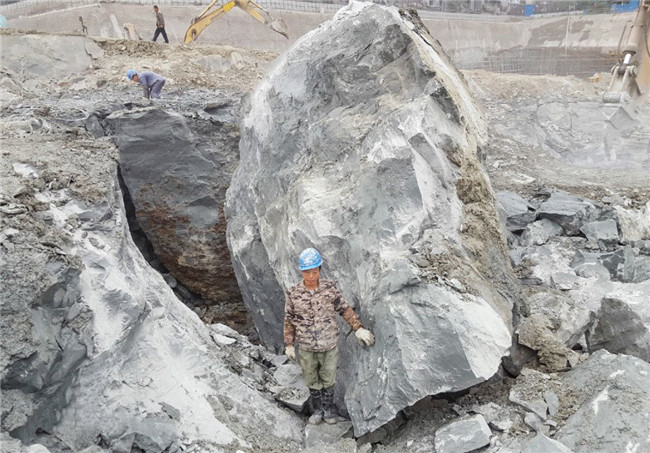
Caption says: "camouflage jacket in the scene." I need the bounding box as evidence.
[283,279,363,352]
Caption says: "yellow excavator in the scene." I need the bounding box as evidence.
[184,0,289,44]
[602,0,650,167]
[603,0,650,103]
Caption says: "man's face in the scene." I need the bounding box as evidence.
[301,267,320,286]
[153,7,158,13]
[132,74,139,82]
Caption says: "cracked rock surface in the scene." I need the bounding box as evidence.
[226,1,519,436]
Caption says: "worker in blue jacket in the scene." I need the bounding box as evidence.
[126,69,166,99]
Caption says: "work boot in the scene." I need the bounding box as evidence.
[308,389,323,425]
[322,387,337,425]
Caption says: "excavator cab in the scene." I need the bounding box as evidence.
[184,0,289,44]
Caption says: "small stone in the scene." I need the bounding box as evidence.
[522,433,573,453]
[524,412,546,433]
[3,228,19,238]
[580,219,619,245]
[509,388,548,420]
[272,354,288,367]
[358,443,372,453]
[304,421,353,448]
[452,404,467,416]
[520,219,564,246]
[12,185,29,197]
[550,272,579,291]
[471,402,502,423]
[489,417,513,432]
[448,278,465,292]
[175,284,192,300]
[538,191,595,236]
[543,390,560,417]
[162,273,177,288]
[212,333,236,346]
[434,415,491,453]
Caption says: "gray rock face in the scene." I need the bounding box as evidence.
[105,106,245,325]
[225,2,514,435]
[434,414,491,453]
[1,135,303,451]
[0,34,103,79]
[588,282,650,361]
[556,350,650,453]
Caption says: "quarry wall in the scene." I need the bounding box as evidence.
[1,1,634,77]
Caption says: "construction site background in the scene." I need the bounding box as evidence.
[0,0,636,77]
[0,0,637,17]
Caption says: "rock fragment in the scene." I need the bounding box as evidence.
[517,314,571,371]
[497,191,537,232]
[304,422,353,449]
[588,282,650,361]
[555,350,650,452]
[434,414,491,453]
[522,433,574,453]
[509,387,548,420]
[538,192,595,235]
[579,219,619,246]
[520,218,564,246]
[543,390,560,417]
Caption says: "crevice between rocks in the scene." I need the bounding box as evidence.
[116,163,254,339]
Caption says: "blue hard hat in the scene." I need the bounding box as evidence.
[299,248,322,271]
[126,69,137,80]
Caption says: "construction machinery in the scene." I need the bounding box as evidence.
[600,0,650,169]
[603,0,650,103]
[184,0,289,44]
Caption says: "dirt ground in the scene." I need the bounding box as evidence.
[464,70,650,208]
[92,38,277,92]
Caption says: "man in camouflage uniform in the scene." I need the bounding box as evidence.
[284,248,375,425]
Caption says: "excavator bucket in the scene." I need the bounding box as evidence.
[270,18,289,39]
[183,0,289,44]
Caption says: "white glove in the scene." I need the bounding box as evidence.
[285,345,296,362]
[355,328,375,346]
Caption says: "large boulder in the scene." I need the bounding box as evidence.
[225,2,515,435]
[105,105,245,325]
[1,133,303,451]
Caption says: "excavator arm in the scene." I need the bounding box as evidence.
[603,0,650,103]
[184,0,288,44]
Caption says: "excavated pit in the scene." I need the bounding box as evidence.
[110,109,255,337]
[2,5,650,453]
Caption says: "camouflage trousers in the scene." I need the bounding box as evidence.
[299,346,338,390]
